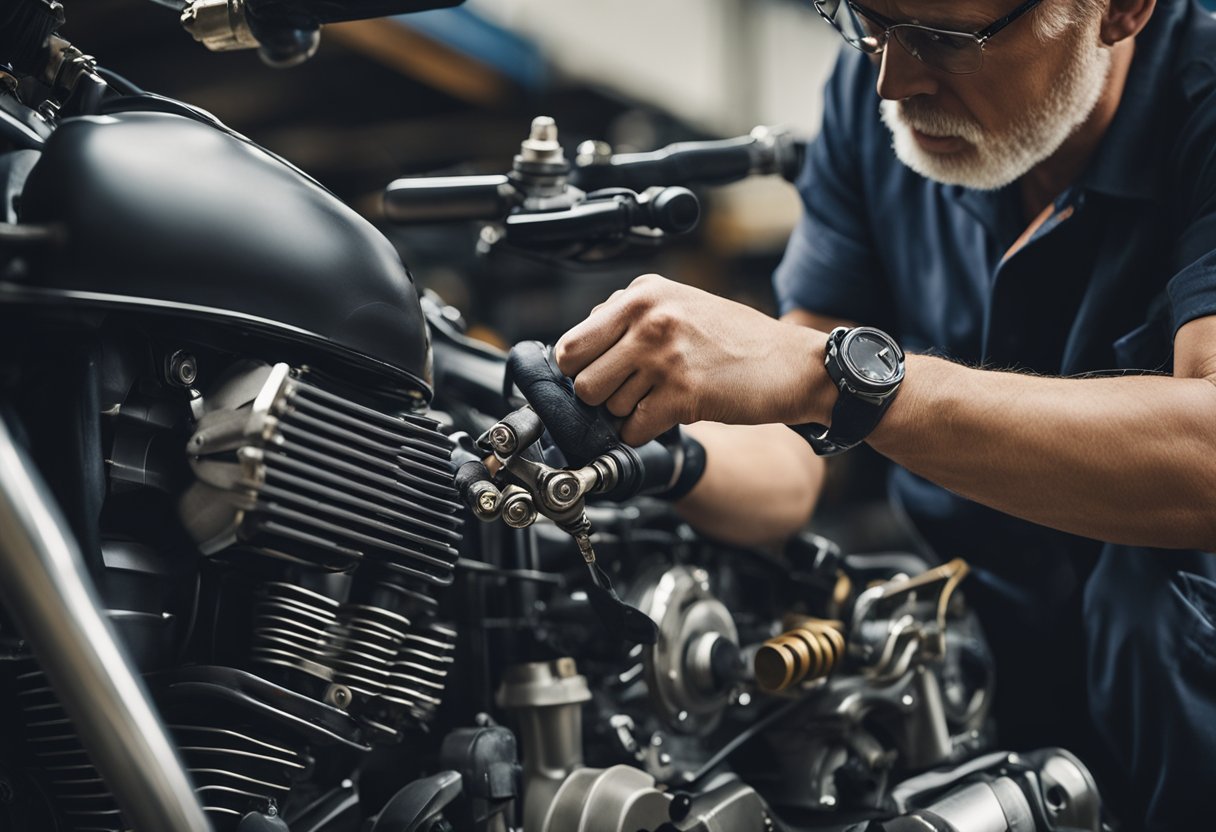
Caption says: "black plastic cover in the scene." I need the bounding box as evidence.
[18,112,432,390]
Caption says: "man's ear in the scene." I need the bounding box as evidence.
[1101,0,1156,45]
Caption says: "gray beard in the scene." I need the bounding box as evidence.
[879,30,1113,191]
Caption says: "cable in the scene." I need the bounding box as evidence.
[94,66,144,96]
[683,694,809,788]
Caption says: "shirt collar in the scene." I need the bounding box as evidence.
[1077,0,1192,201]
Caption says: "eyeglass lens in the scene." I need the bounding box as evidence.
[816,0,985,74]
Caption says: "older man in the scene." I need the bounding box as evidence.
[553,0,1216,827]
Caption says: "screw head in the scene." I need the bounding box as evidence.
[167,351,199,387]
[477,492,497,513]
[502,493,537,528]
[489,424,517,454]
[326,684,353,709]
[544,472,580,509]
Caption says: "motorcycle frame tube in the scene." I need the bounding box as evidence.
[0,414,212,832]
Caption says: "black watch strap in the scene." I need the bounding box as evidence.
[792,391,890,456]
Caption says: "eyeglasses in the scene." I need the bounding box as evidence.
[812,0,1046,75]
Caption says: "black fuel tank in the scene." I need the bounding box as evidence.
[18,111,432,390]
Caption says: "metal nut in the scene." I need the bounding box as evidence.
[501,492,537,528]
[325,684,353,710]
[543,472,580,510]
[166,351,199,387]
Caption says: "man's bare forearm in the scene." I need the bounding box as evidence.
[554,276,1216,551]
[675,422,823,547]
[867,355,1216,549]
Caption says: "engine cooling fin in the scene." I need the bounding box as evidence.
[250,581,340,678]
[15,661,125,832]
[381,620,458,726]
[170,724,306,823]
[181,363,464,583]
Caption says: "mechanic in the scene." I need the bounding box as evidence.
[551,0,1216,827]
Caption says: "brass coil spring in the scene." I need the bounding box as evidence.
[754,620,845,693]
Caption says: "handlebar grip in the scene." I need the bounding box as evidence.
[572,129,805,191]
[632,439,678,494]
[384,174,519,224]
[574,136,754,191]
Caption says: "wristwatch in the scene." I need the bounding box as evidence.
[794,326,905,456]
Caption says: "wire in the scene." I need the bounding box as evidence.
[94,66,144,96]
[684,694,809,788]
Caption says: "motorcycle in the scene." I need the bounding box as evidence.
[0,2,1106,830]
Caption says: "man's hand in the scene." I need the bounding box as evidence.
[554,274,830,445]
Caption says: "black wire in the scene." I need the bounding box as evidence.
[94,66,145,96]
[684,694,809,788]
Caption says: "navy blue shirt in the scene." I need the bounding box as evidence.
[774,0,1216,826]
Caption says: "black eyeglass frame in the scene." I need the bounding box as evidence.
[813,0,1047,74]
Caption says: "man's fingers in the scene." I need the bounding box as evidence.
[572,342,638,406]
[589,289,625,318]
[619,391,679,446]
[555,293,632,376]
[603,371,653,419]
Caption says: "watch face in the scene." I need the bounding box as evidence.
[844,331,902,385]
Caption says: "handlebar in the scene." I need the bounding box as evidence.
[502,187,699,247]
[245,0,463,26]
[571,126,805,192]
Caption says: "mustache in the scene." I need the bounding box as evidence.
[887,100,985,144]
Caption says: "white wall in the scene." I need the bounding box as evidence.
[467,0,842,137]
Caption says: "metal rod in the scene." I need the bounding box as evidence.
[0,415,212,832]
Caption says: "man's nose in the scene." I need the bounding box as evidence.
[875,36,940,100]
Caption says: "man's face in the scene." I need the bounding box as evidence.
[869,0,1112,190]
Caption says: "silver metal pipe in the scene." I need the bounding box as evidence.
[0,415,211,832]
[497,659,592,832]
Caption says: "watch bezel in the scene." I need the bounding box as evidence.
[836,326,905,398]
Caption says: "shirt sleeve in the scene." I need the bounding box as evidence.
[773,49,886,322]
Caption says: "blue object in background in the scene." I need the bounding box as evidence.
[394,7,550,91]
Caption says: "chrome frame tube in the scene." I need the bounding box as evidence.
[0,415,211,831]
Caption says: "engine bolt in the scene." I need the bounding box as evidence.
[325,684,353,710]
[488,424,517,455]
[166,350,199,387]
[478,492,497,513]
[544,472,580,509]
[502,492,537,528]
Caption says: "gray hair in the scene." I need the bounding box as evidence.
[1032,0,1107,40]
